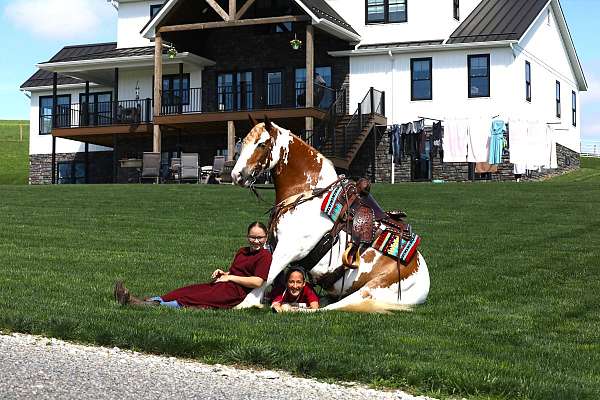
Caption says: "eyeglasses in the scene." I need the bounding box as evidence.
[247,235,267,241]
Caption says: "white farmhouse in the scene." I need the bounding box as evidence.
[21,0,587,184]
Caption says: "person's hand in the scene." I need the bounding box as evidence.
[215,273,231,283]
[211,269,226,279]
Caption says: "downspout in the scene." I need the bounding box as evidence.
[388,49,395,184]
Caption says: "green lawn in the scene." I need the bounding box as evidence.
[0,181,598,400]
[0,120,29,184]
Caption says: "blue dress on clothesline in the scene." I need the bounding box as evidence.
[488,120,507,165]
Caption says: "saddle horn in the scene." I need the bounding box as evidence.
[248,114,259,127]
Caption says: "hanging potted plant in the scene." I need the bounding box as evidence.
[167,44,177,59]
[290,35,302,50]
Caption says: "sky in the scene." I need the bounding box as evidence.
[0,0,598,142]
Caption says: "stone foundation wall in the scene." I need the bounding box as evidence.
[29,152,113,185]
[347,128,580,183]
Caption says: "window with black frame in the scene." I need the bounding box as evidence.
[150,3,163,19]
[556,81,561,118]
[295,66,332,108]
[366,0,407,24]
[266,71,283,107]
[468,54,490,98]
[162,74,190,109]
[525,61,531,102]
[411,58,432,101]
[58,161,85,184]
[39,95,71,134]
[572,90,576,127]
[79,92,112,126]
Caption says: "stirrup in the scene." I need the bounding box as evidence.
[342,243,361,269]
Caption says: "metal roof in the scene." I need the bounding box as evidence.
[358,39,444,50]
[298,0,358,35]
[448,0,549,43]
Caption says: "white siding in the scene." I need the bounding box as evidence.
[326,0,482,45]
[117,1,161,48]
[511,4,580,151]
[349,47,514,124]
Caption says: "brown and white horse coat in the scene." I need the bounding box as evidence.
[231,118,430,312]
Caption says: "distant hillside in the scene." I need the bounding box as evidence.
[0,120,29,184]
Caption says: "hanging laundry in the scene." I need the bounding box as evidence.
[389,124,402,164]
[467,118,491,162]
[488,119,507,165]
[442,119,469,162]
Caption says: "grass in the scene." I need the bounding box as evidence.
[0,180,599,400]
[0,120,29,184]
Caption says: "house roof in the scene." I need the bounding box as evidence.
[21,43,170,89]
[142,0,359,41]
[447,0,549,43]
[358,39,444,50]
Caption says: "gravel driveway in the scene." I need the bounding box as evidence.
[0,332,436,400]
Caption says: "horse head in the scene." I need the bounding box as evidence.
[231,115,290,187]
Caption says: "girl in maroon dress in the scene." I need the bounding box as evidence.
[271,267,319,312]
[114,222,271,309]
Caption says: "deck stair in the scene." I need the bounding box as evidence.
[311,87,386,171]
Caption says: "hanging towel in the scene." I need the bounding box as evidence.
[467,118,491,162]
[442,119,469,162]
[488,119,507,164]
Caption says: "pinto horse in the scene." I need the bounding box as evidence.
[231,116,430,312]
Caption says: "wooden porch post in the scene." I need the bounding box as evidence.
[227,121,235,161]
[153,34,163,155]
[305,24,314,134]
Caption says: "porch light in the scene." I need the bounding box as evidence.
[290,34,302,50]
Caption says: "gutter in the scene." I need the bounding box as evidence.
[329,40,518,57]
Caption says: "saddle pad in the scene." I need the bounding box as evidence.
[372,231,421,263]
[321,186,344,221]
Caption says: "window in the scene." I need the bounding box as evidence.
[39,95,71,134]
[468,54,490,98]
[295,66,333,108]
[58,161,85,184]
[266,71,283,106]
[572,91,576,127]
[79,92,112,126]
[453,0,460,20]
[217,72,253,111]
[162,74,190,107]
[556,80,561,118]
[366,0,407,24]
[150,4,163,19]
[525,61,531,102]
[411,58,432,101]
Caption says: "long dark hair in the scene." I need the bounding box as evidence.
[247,221,267,235]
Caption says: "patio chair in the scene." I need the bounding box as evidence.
[180,152,199,183]
[140,152,161,183]
[219,160,236,184]
[202,155,226,184]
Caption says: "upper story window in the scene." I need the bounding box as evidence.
[468,54,490,98]
[162,74,190,106]
[150,4,163,19]
[366,0,407,24]
[525,61,531,102]
[572,90,576,127]
[453,0,460,20]
[39,95,71,134]
[556,80,561,118]
[411,58,432,101]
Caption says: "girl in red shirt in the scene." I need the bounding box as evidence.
[271,267,319,312]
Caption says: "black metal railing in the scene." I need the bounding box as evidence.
[55,99,153,128]
[160,82,336,115]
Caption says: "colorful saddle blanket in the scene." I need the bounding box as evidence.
[372,230,420,264]
[321,183,355,222]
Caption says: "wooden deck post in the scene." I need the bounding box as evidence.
[227,120,235,161]
[305,24,314,134]
[153,34,163,155]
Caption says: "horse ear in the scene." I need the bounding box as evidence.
[264,115,272,131]
[248,114,259,127]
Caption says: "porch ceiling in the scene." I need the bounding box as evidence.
[52,124,153,147]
